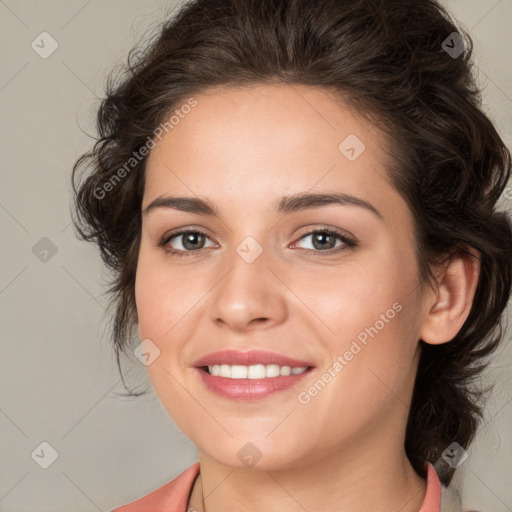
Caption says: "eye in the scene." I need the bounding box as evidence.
[158,229,216,256]
[293,228,357,254]
[157,227,357,257]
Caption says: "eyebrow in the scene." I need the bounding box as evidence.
[142,192,383,220]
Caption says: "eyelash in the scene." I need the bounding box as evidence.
[157,227,358,258]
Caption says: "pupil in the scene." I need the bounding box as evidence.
[184,233,203,250]
[314,232,334,250]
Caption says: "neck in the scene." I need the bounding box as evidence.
[188,435,427,512]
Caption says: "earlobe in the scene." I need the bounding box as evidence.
[420,249,480,345]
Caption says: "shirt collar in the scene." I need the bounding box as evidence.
[418,462,442,512]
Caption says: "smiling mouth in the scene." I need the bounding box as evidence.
[200,364,313,379]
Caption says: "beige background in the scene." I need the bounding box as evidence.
[0,1,511,511]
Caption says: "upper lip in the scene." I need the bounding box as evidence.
[193,349,314,368]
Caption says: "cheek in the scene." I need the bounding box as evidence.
[289,258,408,342]
[135,246,184,339]
[305,246,421,383]
[134,248,205,384]
[134,254,188,413]
[340,268,421,402]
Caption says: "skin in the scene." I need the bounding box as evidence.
[135,83,480,512]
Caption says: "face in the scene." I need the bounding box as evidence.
[135,84,427,471]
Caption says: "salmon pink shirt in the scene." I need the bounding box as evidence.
[111,461,478,512]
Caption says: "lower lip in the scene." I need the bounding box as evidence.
[195,367,314,400]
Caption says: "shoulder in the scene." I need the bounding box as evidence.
[111,462,200,512]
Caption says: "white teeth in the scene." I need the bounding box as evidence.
[207,364,309,379]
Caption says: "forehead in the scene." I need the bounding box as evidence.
[143,83,399,216]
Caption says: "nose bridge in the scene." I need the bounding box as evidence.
[208,234,287,330]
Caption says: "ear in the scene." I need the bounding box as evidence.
[419,248,481,345]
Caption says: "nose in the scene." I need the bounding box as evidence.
[207,245,288,333]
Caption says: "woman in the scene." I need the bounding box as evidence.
[71,0,512,511]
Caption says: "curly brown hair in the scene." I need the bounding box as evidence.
[70,0,512,486]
